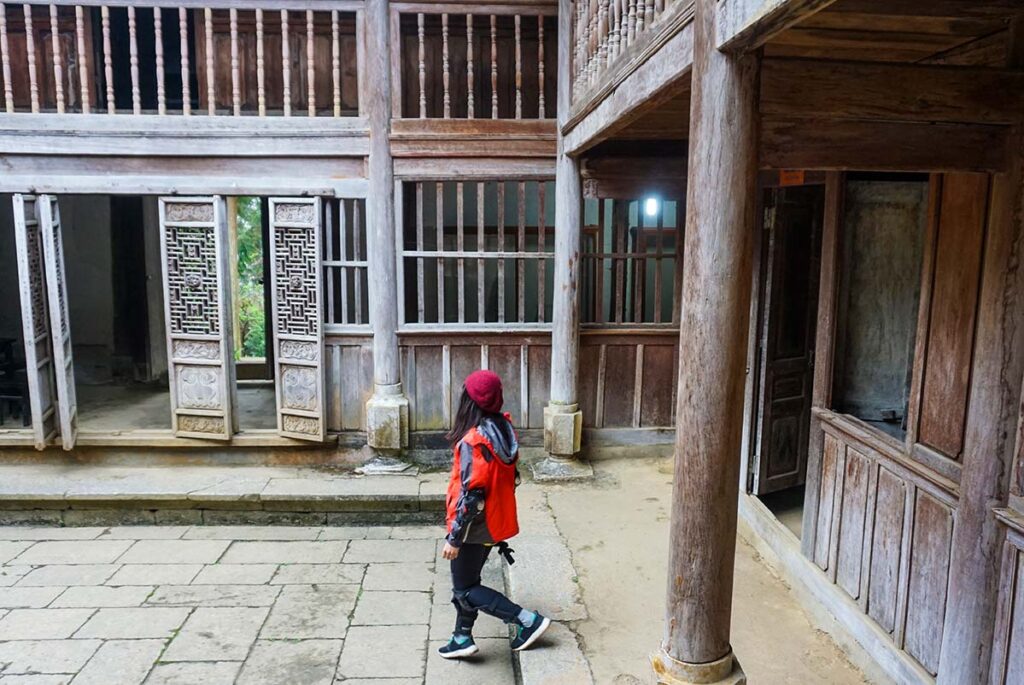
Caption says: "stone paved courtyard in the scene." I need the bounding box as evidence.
[0,524,523,684]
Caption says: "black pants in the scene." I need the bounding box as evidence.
[451,543,523,635]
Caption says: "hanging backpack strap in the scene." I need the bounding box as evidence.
[497,541,516,565]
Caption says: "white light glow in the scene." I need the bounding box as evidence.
[644,197,659,217]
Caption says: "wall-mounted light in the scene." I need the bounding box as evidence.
[644,197,659,217]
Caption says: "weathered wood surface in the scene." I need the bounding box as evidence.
[716,0,839,52]
[761,58,1024,125]
[659,0,758,670]
[761,118,1009,173]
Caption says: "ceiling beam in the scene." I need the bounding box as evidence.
[761,58,1024,125]
[761,117,1008,173]
[717,0,840,52]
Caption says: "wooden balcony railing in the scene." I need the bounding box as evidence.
[393,4,557,120]
[572,0,686,104]
[0,1,359,117]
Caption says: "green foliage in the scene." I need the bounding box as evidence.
[236,197,266,359]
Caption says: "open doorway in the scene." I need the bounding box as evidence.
[0,194,35,435]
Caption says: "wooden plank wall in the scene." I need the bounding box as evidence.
[324,331,679,433]
[991,515,1024,684]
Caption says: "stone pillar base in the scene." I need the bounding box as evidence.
[535,402,591,481]
[651,650,745,685]
[365,383,409,452]
[531,455,594,482]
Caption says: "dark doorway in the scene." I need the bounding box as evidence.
[749,184,825,509]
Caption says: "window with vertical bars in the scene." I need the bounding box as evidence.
[581,197,681,326]
[322,197,369,329]
[400,180,555,327]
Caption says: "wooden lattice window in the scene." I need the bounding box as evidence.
[399,180,555,328]
[581,197,681,326]
[322,198,368,330]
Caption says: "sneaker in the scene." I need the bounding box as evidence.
[510,613,551,652]
[438,634,479,659]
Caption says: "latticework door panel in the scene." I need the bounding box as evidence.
[159,197,236,440]
[269,198,326,441]
[38,196,78,450]
[11,195,59,449]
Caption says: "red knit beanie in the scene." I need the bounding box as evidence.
[464,370,503,414]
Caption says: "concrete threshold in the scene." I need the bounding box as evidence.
[0,463,447,527]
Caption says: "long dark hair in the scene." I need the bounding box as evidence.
[446,387,500,447]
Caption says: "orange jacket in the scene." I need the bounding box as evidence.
[445,415,520,546]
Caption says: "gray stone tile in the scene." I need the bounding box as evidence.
[72,638,165,685]
[389,525,444,540]
[505,535,586,621]
[269,563,365,585]
[191,564,277,585]
[220,541,346,564]
[352,591,431,626]
[0,639,100,674]
[106,565,203,586]
[0,541,33,563]
[0,528,105,541]
[0,586,65,608]
[336,625,428,680]
[0,566,31,587]
[183,526,322,541]
[116,540,230,565]
[236,639,343,685]
[0,675,73,684]
[13,541,133,565]
[344,539,435,564]
[16,565,118,587]
[362,563,433,592]
[516,621,592,685]
[161,606,269,661]
[97,527,190,540]
[318,526,391,540]
[0,608,94,639]
[261,475,419,501]
[425,638,515,685]
[74,607,190,639]
[339,681,421,685]
[259,584,357,639]
[143,662,240,685]
[146,584,280,607]
[51,586,153,608]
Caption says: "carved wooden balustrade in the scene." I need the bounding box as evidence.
[570,0,692,108]
[0,1,360,117]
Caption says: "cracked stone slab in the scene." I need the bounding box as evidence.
[183,526,322,541]
[0,608,94,640]
[105,564,203,586]
[116,539,230,565]
[344,539,435,564]
[425,638,516,684]
[0,528,106,541]
[0,638,101,674]
[0,586,66,608]
[51,585,153,608]
[220,541,347,564]
[258,584,358,639]
[269,563,365,585]
[516,621,595,685]
[0,541,34,563]
[337,625,428,680]
[146,584,281,607]
[161,606,269,661]
[362,562,433,592]
[74,607,190,639]
[12,540,134,565]
[192,564,278,585]
[96,526,190,540]
[71,638,165,685]
[351,590,431,626]
[17,564,119,587]
[145,662,241,685]
[236,639,343,685]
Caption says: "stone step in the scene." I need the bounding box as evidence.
[0,464,447,527]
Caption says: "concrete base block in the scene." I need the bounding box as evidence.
[355,456,416,476]
[531,456,594,482]
[543,403,583,456]
[365,386,410,451]
[651,650,746,685]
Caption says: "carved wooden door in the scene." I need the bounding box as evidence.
[38,196,79,450]
[11,195,59,449]
[268,198,326,441]
[159,197,236,440]
[752,185,823,495]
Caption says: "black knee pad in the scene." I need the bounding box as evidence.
[452,588,476,613]
[461,584,502,614]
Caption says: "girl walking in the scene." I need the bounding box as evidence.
[439,369,551,659]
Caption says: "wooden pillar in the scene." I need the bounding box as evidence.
[364,0,408,451]
[651,0,757,681]
[937,22,1024,684]
[538,0,590,481]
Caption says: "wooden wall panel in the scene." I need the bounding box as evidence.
[814,432,841,570]
[527,345,551,429]
[916,173,989,459]
[412,346,445,430]
[325,338,373,432]
[904,490,954,675]
[578,344,602,428]
[640,344,676,427]
[488,345,522,425]
[449,345,479,417]
[867,466,907,635]
[601,345,637,427]
[836,447,870,599]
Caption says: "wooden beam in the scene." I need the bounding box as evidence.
[390,119,556,158]
[762,58,1024,125]
[717,0,840,52]
[581,155,688,199]
[831,0,1024,20]
[761,118,1009,173]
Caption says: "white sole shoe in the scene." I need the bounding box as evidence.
[438,643,480,659]
[512,616,551,652]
